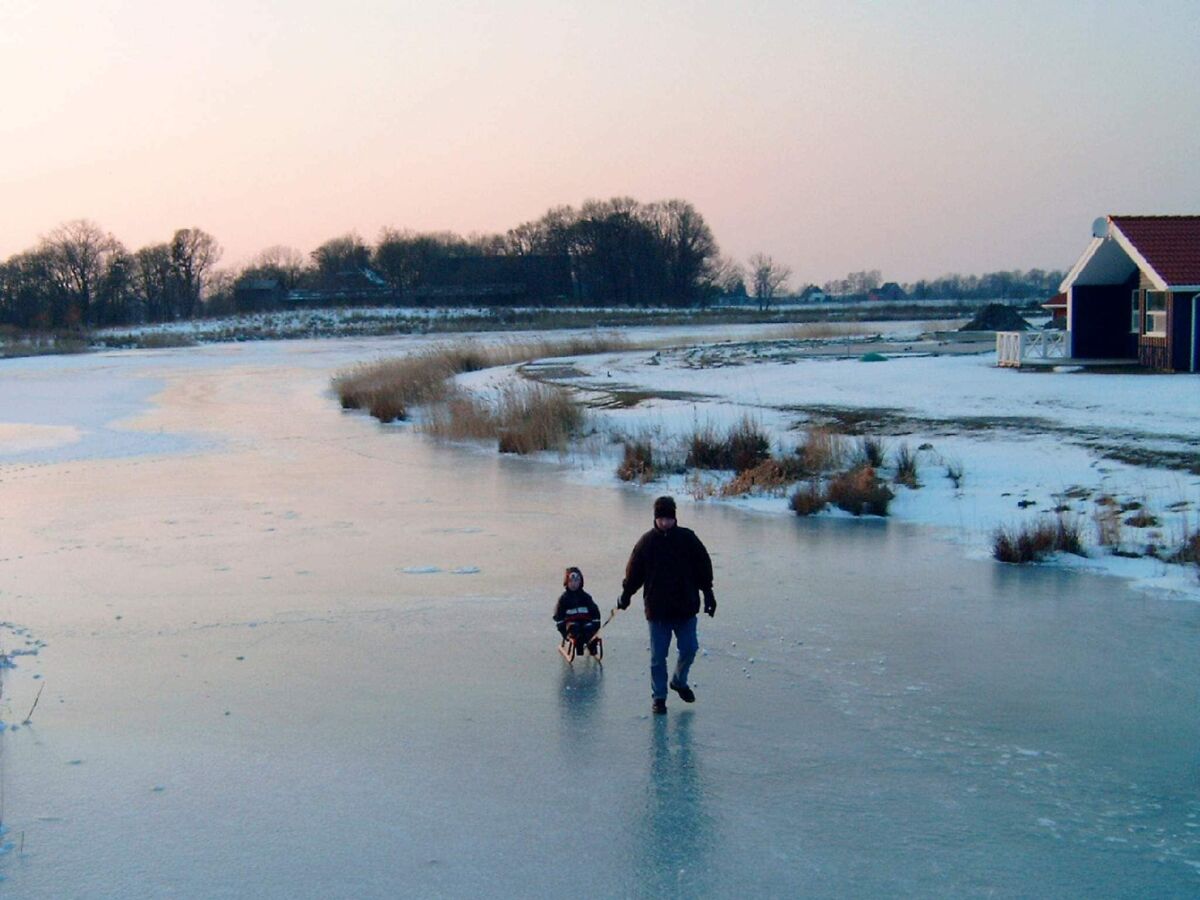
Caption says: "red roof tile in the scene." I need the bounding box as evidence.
[1109,215,1200,287]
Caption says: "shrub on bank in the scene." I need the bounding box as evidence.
[828,466,894,516]
[333,334,631,424]
[993,516,1086,563]
[799,427,848,474]
[423,383,581,454]
[789,479,827,516]
[617,441,654,483]
[685,417,771,472]
[493,384,582,454]
[893,443,920,488]
[856,436,887,468]
[720,458,793,497]
[422,393,496,441]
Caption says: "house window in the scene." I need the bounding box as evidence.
[1130,290,1140,333]
[1145,291,1167,336]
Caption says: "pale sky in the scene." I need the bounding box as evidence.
[2,0,1198,284]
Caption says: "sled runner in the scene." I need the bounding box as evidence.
[558,632,602,664]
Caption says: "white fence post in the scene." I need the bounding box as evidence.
[996,331,1024,367]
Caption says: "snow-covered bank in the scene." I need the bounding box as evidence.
[456,336,1200,600]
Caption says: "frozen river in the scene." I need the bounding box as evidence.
[0,337,1198,897]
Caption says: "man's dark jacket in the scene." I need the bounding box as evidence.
[620,525,714,621]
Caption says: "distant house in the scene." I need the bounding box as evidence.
[1041,291,1067,324]
[868,282,907,302]
[798,284,827,303]
[1062,215,1200,372]
[234,277,286,312]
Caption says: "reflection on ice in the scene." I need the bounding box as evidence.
[635,714,716,897]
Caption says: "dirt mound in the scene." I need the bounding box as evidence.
[960,304,1031,331]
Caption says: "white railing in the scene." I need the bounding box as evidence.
[996,330,1070,367]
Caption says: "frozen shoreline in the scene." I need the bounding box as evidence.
[452,331,1200,601]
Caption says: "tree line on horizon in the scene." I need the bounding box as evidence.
[0,199,1064,331]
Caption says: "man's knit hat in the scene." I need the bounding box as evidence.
[653,496,677,519]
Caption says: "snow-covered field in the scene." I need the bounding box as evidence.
[455,330,1200,600]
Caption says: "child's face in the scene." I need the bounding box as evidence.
[567,572,582,589]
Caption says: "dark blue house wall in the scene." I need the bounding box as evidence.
[1072,279,1138,359]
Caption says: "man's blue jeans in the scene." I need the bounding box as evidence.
[648,616,698,700]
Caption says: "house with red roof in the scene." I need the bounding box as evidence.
[1061,215,1200,371]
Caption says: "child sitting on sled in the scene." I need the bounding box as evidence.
[553,566,602,658]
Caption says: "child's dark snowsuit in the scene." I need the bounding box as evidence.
[553,568,602,654]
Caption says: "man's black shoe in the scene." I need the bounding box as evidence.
[669,679,695,703]
[652,698,667,715]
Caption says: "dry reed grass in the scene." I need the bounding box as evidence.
[993,516,1086,563]
[424,383,583,454]
[852,436,887,469]
[719,458,794,497]
[789,479,827,516]
[333,334,632,423]
[827,466,894,516]
[617,440,655,483]
[685,417,771,472]
[799,427,849,473]
[1092,501,1124,549]
[893,443,920,488]
[772,323,884,341]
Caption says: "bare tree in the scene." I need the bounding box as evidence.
[42,219,123,325]
[748,253,792,311]
[246,245,307,289]
[133,243,174,322]
[711,255,746,297]
[311,233,370,285]
[170,228,222,318]
[647,199,719,305]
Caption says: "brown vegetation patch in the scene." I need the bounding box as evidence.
[719,458,793,497]
[993,516,1086,563]
[424,383,582,455]
[617,441,655,483]
[827,466,894,516]
[686,417,772,472]
[788,480,827,516]
[893,443,920,488]
[799,427,849,474]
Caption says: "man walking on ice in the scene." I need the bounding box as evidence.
[618,495,717,715]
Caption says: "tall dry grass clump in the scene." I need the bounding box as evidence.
[1092,499,1124,550]
[854,436,887,469]
[993,516,1086,563]
[333,352,459,422]
[827,466,894,516]
[334,334,631,424]
[424,383,582,454]
[1166,528,1200,578]
[617,440,655,482]
[494,383,583,454]
[893,443,920,488]
[720,458,793,497]
[686,417,771,472]
[800,427,848,474]
[789,479,827,516]
[422,393,497,441]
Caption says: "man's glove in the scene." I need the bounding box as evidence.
[617,594,630,610]
[703,590,717,618]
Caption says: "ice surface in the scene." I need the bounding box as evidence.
[0,334,1197,896]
